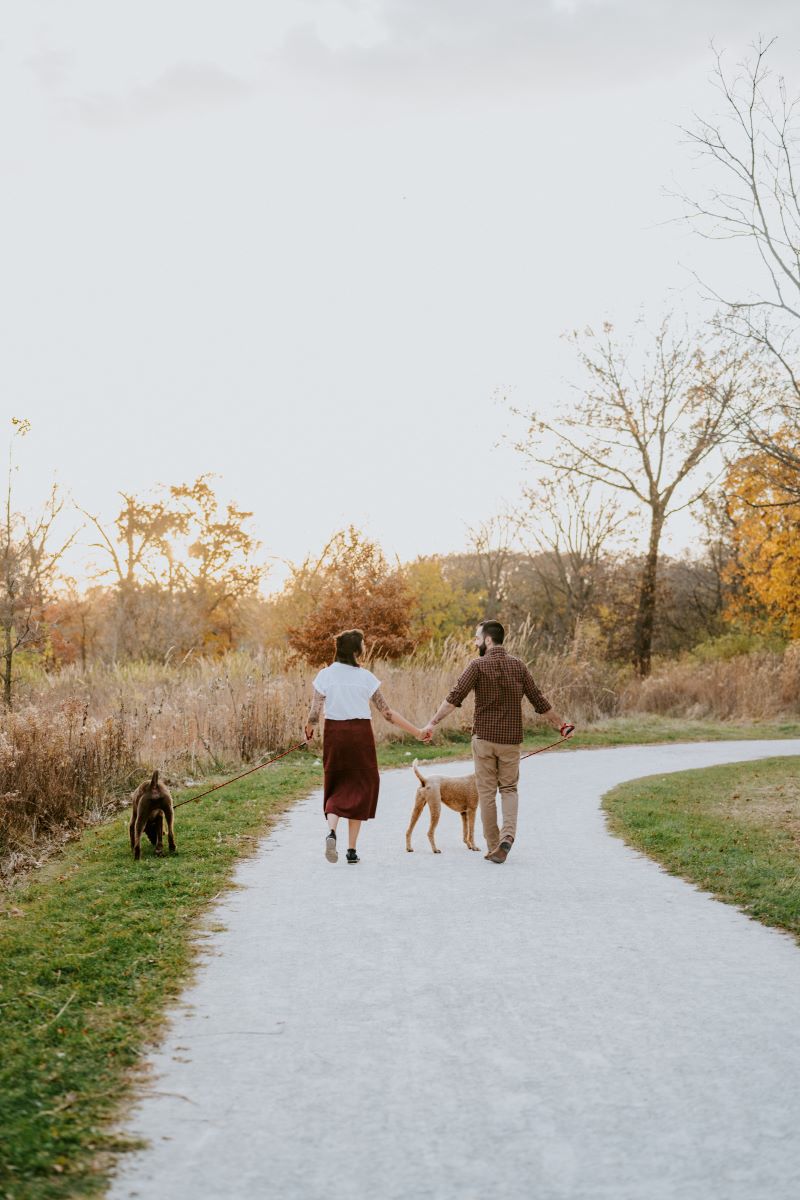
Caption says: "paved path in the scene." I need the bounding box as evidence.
[109,741,800,1200]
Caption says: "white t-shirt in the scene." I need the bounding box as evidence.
[312,662,381,721]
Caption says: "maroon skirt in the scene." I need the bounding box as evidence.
[322,718,380,821]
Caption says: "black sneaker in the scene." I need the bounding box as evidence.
[325,831,338,863]
[346,849,360,864]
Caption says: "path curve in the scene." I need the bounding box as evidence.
[108,741,800,1200]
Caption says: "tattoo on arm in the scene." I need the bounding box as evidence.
[307,689,324,725]
[370,689,394,722]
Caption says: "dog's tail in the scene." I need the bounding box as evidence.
[412,758,427,786]
[150,769,159,790]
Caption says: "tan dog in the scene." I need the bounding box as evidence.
[407,759,481,854]
[129,770,177,861]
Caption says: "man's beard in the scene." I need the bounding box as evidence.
[478,642,487,657]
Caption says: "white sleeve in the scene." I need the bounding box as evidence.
[312,670,327,696]
[368,672,381,696]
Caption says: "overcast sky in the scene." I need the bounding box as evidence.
[3,1,800,589]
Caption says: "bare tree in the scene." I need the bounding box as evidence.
[521,476,628,640]
[168,477,264,616]
[513,315,746,675]
[80,491,183,590]
[465,512,524,619]
[79,490,185,659]
[80,476,265,658]
[1,420,77,706]
[675,36,800,499]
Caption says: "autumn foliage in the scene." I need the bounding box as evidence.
[724,431,800,638]
[285,528,418,666]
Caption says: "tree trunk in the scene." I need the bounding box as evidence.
[3,624,12,710]
[79,608,88,672]
[633,507,664,678]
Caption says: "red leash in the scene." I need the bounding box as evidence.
[519,724,576,761]
[173,740,308,809]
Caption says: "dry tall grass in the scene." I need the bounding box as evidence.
[0,703,138,873]
[618,643,800,720]
[3,640,799,871]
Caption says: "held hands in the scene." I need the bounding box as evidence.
[420,723,434,743]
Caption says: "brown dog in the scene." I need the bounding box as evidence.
[407,759,481,854]
[129,770,177,861]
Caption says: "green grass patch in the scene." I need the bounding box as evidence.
[603,755,800,942]
[3,721,799,1197]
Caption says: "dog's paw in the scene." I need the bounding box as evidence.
[433,848,442,854]
[406,847,413,852]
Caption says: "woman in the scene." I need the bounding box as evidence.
[304,628,426,864]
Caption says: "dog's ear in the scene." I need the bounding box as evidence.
[150,770,159,790]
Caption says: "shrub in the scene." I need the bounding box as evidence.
[690,631,788,662]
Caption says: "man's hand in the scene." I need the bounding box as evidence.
[421,723,434,743]
[546,709,573,736]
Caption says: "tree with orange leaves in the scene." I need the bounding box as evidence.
[286,528,417,666]
[724,430,800,637]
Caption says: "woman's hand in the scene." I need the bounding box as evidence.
[304,724,315,743]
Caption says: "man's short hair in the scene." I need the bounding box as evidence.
[479,620,505,644]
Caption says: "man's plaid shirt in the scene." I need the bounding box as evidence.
[445,645,552,745]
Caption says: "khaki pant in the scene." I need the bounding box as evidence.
[471,736,521,851]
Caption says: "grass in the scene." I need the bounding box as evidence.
[603,755,800,943]
[3,719,800,1198]
[537,715,800,748]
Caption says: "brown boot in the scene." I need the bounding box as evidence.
[487,838,514,864]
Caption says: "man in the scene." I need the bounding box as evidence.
[422,621,574,864]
